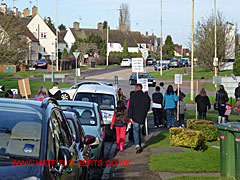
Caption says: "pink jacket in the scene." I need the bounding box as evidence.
[233,101,240,113]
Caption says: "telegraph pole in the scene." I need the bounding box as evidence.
[214,0,218,90]
[160,0,163,76]
[56,0,59,71]
[190,0,194,101]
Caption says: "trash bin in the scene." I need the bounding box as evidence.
[233,129,240,180]
[91,61,95,68]
[216,123,236,178]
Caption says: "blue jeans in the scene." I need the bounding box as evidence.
[166,109,175,128]
[133,122,143,147]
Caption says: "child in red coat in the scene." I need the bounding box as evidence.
[110,101,129,151]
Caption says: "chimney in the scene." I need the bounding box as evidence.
[23,8,30,17]
[97,22,103,31]
[146,31,148,36]
[11,7,18,16]
[120,24,127,32]
[0,3,7,14]
[73,22,80,31]
[32,6,38,16]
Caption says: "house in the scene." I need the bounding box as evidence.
[144,32,158,53]
[64,22,141,54]
[174,44,182,57]
[131,31,148,53]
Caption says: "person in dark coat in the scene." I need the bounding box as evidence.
[111,101,129,151]
[216,85,229,124]
[195,88,211,120]
[48,82,61,100]
[235,82,240,102]
[128,84,150,154]
[126,91,135,143]
[152,86,163,128]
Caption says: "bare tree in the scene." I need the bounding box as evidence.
[119,3,130,31]
[194,12,236,71]
[0,12,27,64]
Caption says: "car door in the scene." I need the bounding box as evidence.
[53,109,79,180]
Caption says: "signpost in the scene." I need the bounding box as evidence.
[142,50,148,73]
[73,51,80,83]
[175,74,183,121]
[50,54,55,82]
[0,86,5,92]
[18,78,31,100]
[115,75,118,89]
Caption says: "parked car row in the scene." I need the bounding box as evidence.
[154,60,170,71]
[0,81,119,179]
[169,58,190,68]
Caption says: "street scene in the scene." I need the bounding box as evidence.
[1,0,240,180]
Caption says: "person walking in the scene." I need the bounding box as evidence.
[195,88,211,120]
[232,97,240,121]
[126,91,135,143]
[235,82,240,102]
[110,101,129,151]
[160,82,166,95]
[216,85,229,124]
[48,82,61,100]
[128,84,150,154]
[179,96,186,127]
[162,85,179,128]
[152,86,163,128]
[118,88,126,103]
[34,86,49,101]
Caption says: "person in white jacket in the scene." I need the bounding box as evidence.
[48,82,61,100]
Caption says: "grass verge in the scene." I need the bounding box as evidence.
[0,80,72,98]
[147,131,220,172]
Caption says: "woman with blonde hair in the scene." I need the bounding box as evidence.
[195,88,211,120]
[34,86,49,101]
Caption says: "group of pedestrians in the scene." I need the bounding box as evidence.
[34,82,61,101]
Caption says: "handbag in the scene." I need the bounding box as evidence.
[214,102,219,110]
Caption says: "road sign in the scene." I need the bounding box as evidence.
[73,51,80,60]
[11,89,18,95]
[142,50,149,60]
[213,57,219,67]
[0,86,5,92]
[213,76,222,85]
[137,78,148,92]
[18,78,31,99]
[175,74,183,85]
[132,58,144,73]
[115,75,118,85]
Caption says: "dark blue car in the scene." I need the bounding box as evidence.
[0,98,95,180]
[129,73,156,87]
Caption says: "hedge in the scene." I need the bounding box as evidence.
[187,120,218,141]
[169,127,206,151]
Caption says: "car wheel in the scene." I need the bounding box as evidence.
[61,93,70,100]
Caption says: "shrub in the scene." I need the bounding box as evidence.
[233,46,240,76]
[94,57,105,65]
[187,120,218,141]
[169,127,206,150]
[109,54,122,65]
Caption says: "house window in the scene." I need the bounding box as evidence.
[40,32,47,39]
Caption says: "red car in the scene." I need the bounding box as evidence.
[34,59,48,69]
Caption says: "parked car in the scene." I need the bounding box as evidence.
[129,73,156,87]
[34,59,48,69]
[0,98,95,180]
[146,58,157,66]
[154,60,170,71]
[61,102,104,160]
[169,59,181,68]
[180,59,188,67]
[181,58,190,67]
[61,81,114,100]
[121,58,132,67]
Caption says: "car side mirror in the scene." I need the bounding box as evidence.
[84,135,96,145]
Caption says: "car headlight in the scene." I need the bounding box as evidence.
[153,80,156,82]
[22,177,40,180]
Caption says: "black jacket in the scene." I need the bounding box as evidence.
[152,92,163,104]
[195,95,211,112]
[216,90,229,105]
[235,86,240,99]
[128,90,150,124]
[48,87,61,100]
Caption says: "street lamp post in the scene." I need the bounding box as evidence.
[106,8,122,66]
[56,0,59,72]
[214,0,218,90]
[50,53,55,82]
[160,0,163,76]
[190,0,194,101]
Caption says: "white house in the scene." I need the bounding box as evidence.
[225,23,236,60]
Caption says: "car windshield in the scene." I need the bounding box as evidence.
[139,73,151,78]
[0,103,42,160]
[61,106,97,126]
[171,59,178,62]
[39,59,46,62]
[75,93,115,111]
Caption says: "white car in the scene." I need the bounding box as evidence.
[121,58,132,67]
[60,81,114,100]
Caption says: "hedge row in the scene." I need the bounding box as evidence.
[169,127,206,151]
[187,120,218,141]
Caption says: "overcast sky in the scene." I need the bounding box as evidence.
[7,0,240,48]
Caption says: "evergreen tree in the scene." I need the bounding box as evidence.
[103,21,108,29]
[58,23,67,31]
[163,35,175,59]
[233,46,240,76]
[69,44,78,56]
[61,48,68,58]
[122,40,129,58]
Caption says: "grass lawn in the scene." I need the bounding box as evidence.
[150,66,233,80]
[0,80,72,98]
[147,131,220,172]
[168,176,233,180]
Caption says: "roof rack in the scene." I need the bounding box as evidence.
[41,98,59,109]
